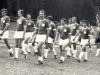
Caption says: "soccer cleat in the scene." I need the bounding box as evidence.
[67,55,71,58]
[49,50,53,52]
[59,60,64,63]
[24,54,28,58]
[54,55,57,59]
[20,51,24,54]
[43,56,47,59]
[11,57,18,59]
[35,61,43,65]
[33,52,38,56]
[27,52,31,54]
[77,59,80,62]
[9,52,14,57]
[84,59,87,62]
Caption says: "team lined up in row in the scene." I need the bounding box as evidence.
[0,8,100,65]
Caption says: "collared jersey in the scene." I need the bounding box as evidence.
[81,27,90,39]
[26,20,35,32]
[17,17,26,31]
[58,25,71,40]
[97,27,100,38]
[36,19,49,34]
[71,23,79,36]
[0,16,10,30]
[49,21,56,38]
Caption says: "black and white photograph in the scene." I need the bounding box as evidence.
[0,0,100,75]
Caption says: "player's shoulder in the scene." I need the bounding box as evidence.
[5,16,10,19]
[97,26,100,31]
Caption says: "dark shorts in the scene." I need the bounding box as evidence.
[96,38,100,43]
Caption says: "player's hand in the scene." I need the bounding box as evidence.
[22,35,25,40]
[69,40,71,44]
[73,38,75,41]
[53,41,57,45]
[0,33,3,36]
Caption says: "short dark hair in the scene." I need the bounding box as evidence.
[61,18,66,23]
[47,16,53,20]
[26,14,31,17]
[1,8,8,14]
[39,10,45,14]
[18,9,24,15]
[72,17,77,21]
[68,18,72,21]
[82,20,88,24]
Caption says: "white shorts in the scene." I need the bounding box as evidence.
[71,36,79,43]
[59,39,69,46]
[25,32,33,39]
[81,39,89,45]
[0,30,9,39]
[14,31,24,39]
[47,37,53,43]
[35,34,46,42]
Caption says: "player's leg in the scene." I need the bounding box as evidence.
[58,39,64,63]
[48,43,57,59]
[72,42,77,59]
[14,39,19,59]
[66,44,71,57]
[44,42,49,59]
[2,30,14,57]
[35,41,44,65]
[96,42,100,56]
[4,39,13,57]
[77,39,88,62]
[19,39,28,58]
[73,36,79,59]
[32,35,38,56]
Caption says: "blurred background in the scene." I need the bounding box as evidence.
[0,0,100,24]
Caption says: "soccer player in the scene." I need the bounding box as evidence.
[78,20,83,43]
[44,16,57,59]
[21,14,35,56]
[87,22,94,52]
[68,18,72,26]
[74,20,91,62]
[31,10,49,65]
[0,8,13,57]
[55,18,71,63]
[13,9,27,59]
[95,22,100,56]
[71,17,79,59]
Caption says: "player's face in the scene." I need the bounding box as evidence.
[72,18,76,23]
[80,21,83,25]
[39,12,45,19]
[68,19,72,24]
[18,11,22,17]
[1,11,6,16]
[83,22,87,27]
[88,24,91,27]
[26,15,31,20]
[61,20,65,25]
[98,23,100,27]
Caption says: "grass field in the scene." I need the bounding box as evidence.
[0,23,100,75]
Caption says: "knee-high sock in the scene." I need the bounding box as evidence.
[73,50,77,58]
[8,48,13,54]
[67,47,71,56]
[27,43,32,52]
[15,48,19,58]
[84,52,87,60]
[44,49,48,58]
[52,48,57,55]
[22,44,28,54]
[79,51,84,60]
[96,49,100,56]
